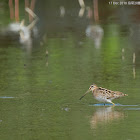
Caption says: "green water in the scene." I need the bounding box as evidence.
[0,0,140,140]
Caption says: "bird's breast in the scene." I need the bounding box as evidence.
[94,95,108,102]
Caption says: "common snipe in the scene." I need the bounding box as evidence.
[79,84,128,105]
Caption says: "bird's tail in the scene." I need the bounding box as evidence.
[114,91,128,98]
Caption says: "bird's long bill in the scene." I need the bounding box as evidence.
[79,89,90,100]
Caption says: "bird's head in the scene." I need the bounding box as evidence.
[79,83,97,100]
[89,84,97,91]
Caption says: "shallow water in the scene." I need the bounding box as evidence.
[89,103,139,106]
[0,0,140,140]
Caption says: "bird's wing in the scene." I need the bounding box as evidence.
[97,87,127,99]
[98,87,113,98]
[107,91,124,99]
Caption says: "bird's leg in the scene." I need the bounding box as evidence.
[107,99,115,106]
[111,102,115,106]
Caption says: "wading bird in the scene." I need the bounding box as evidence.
[79,84,128,106]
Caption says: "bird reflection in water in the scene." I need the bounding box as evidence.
[7,8,38,54]
[90,106,125,129]
[86,25,104,48]
[86,0,104,49]
[0,0,39,56]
